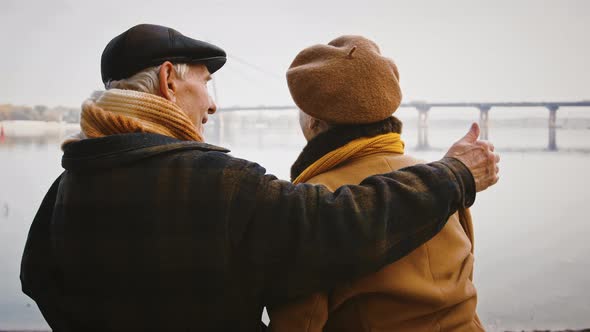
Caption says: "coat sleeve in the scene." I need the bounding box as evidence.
[227,157,476,305]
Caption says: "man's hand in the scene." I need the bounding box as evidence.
[444,123,500,192]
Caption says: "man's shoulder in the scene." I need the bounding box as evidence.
[163,150,268,183]
[61,133,262,172]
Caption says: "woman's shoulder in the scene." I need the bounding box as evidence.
[304,153,426,190]
[381,153,427,171]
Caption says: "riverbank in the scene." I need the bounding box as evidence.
[0,121,79,138]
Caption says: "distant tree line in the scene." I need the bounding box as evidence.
[0,104,80,123]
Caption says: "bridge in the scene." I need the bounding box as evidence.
[210,54,590,151]
[217,101,590,151]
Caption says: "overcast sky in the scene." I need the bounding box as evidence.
[1,0,588,108]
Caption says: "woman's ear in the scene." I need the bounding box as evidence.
[310,118,321,130]
[158,61,177,102]
[311,118,331,135]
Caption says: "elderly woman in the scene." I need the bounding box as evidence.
[268,36,485,332]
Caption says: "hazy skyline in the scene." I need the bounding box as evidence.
[1,0,589,108]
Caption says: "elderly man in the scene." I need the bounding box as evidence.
[21,24,498,331]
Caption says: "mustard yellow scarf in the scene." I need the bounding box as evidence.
[293,132,405,184]
[63,89,202,147]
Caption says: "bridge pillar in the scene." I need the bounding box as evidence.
[214,113,224,145]
[478,106,491,140]
[211,78,223,145]
[416,106,430,150]
[547,105,559,151]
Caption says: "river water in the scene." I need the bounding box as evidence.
[0,112,589,331]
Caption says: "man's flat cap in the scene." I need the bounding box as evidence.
[101,24,226,84]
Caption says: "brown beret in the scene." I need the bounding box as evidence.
[287,35,401,125]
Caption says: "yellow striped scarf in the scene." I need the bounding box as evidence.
[293,132,405,184]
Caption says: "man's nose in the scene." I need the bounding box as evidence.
[208,96,217,115]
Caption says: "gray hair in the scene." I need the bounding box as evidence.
[105,63,190,94]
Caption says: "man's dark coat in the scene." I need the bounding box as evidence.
[21,133,474,331]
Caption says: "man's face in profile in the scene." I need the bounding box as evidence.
[174,64,217,137]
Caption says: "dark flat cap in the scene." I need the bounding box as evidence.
[101,24,226,84]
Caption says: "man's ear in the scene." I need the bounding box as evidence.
[158,61,178,102]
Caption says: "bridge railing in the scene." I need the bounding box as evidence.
[219,101,590,151]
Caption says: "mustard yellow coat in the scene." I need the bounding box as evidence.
[269,152,484,332]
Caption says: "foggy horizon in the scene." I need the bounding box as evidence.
[1,0,589,109]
